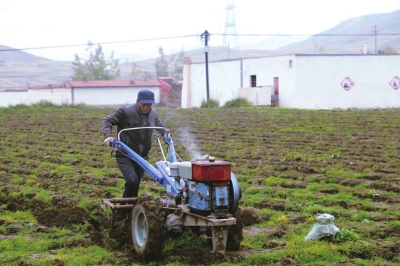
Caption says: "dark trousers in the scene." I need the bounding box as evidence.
[116,154,144,198]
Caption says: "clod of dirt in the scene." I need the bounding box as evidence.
[263,240,286,249]
[35,225,52,233]
[6,224,24,234]
[240,207,262,226]
[274,257,298,265]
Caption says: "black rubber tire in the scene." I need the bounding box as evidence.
[229,173,241,216]
[226,207,244,251]
[131,196,166,258]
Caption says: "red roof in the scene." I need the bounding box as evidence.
[64,80,161,88]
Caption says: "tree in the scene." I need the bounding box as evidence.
[130,62,153,80]
[154,46,185,80]
[169,49,185,80]
[154,46,169,77]
[378,45,398,54]
[71,42,120,80]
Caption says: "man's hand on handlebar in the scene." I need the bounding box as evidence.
[104,137,114,145]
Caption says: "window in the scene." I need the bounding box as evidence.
[250,75,257,87]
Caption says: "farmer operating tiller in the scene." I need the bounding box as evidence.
[102,126,243,258]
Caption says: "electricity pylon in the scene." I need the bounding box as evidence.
[222,0,240,50]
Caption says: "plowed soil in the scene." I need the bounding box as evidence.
[1,106,400,265]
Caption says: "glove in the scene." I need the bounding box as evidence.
[104,137,114,145]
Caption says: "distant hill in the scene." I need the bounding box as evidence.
[0,45,73,89]
[1,9,399,89]
[241,35,309,51]
[276,9,400,54]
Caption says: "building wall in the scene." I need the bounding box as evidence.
[73,87,160,105]
[0,86,161,107]
[295,55,400,109]
[0,88,71,107]
[182,59,242,107]
[238,86,272,105]
[183,54,400,109]
[182,55,296,108]
[242,55,296,108]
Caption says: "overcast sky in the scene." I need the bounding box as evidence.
[1,0,400,61]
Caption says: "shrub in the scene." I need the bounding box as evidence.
[31,100,57,108]
[223,97,253,108]
[200,99,219,108]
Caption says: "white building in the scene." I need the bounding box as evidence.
[62,80,161,106]
[182,54,400,109]
[0,80,162,107]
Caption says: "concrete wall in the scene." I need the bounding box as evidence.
[0,86,161,107]
[242,55,296,108]
[238,86,272,106]
[73,87,160,105]
[182,59,242,108]
[0,88,71,107]
[182,56,294,108]
[182,54,400,109]
[294,55,400,109]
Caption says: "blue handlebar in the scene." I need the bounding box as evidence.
[110,133,181,196]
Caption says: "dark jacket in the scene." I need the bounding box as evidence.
[102,103,166,158]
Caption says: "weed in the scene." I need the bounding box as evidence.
[54,246,111,265]
[345,135,354,140]
[306,216,316,224]
[164,230,204,251]
[351,211,372,222]
[223,98,253,108]
[368,189,379,196]
[8,191,22,198]
[307,183,322,192]
[336,228,361,242]
[200,99,219,108]
[262,176,281,186]
[340,240,375,259]
[76,199,93,210]
[388,220,400,229]
[273,215,290,228]
[33,190,52,205]
[244,187,261,195]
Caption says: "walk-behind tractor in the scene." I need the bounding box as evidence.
[102,127,243,258]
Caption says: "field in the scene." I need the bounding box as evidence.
[1,103,400,265]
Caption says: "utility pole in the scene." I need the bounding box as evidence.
[126,59,129,80]
[201,30,210,107]
[374,25,377,54]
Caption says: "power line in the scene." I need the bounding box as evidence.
[0,32,399,53]
[218,33,400,37]
[0,34,198,52]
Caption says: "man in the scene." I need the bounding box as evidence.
[102,89,168,219]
